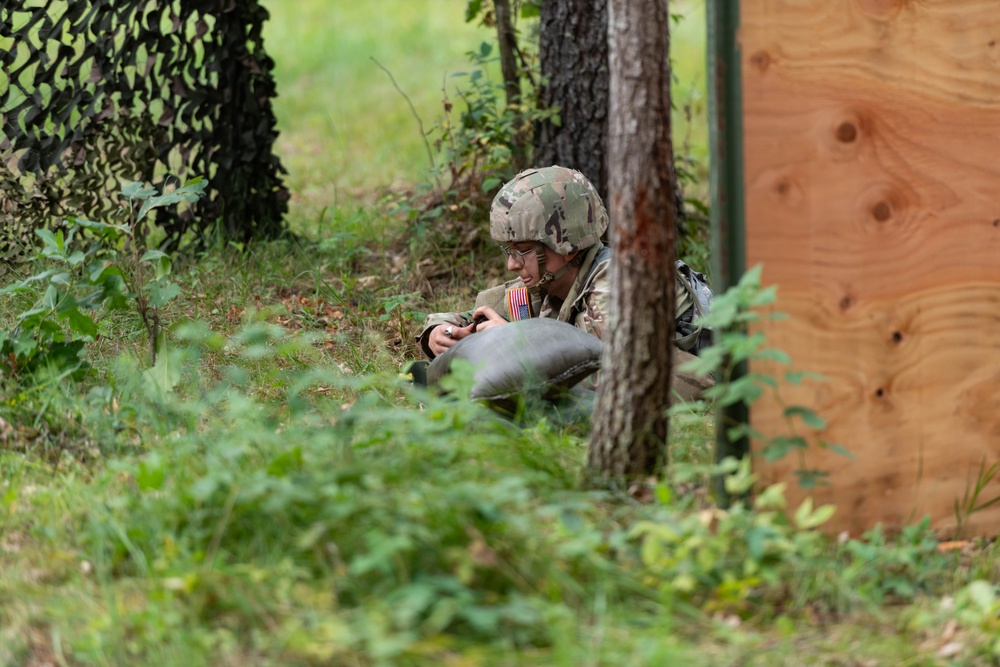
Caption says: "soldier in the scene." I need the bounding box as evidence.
[416,166,710,381]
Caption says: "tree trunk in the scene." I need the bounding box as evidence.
[534,0,609,195]
[588,0,676,479]
[534,0,686,240]
[493,0,527,168]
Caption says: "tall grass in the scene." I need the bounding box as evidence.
[261,0,495,226]
[261,0,710,232]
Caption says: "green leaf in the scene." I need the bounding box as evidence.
[89,263,124,284]
[136,453,166,491]
[520,1,540,18]
[714,374,762,407]
[60,307,98,339]
[784,370,828,385]
[0,279,31,296]
[654,483,672,505]
[141,249,172,280]
[36,228,63,254]
[482,176,501,192]
[784,405,826,430]
[479,41,492,58]
[465,0,482,22]
[762,436,808,462]
[146,281,181,308]
[143,346,183,394]
[135,180,207,221]
[794,469,830,490]
[746,525,775,560]
[755,348,792,364]
[74,218,130,239]
[66,250,87,267]
[121,182,157,199]
[50,271,71,286]
[140,249,168,262]
[794,498,836,529]
[42,284,59,310]
[267,447,303,477]
[12,332,38,360]
[726,423,766,443]
[819,440,855,460]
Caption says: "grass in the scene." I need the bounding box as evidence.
[261,0,710,231]
[261,0,496,225]
[3,1,1000,665]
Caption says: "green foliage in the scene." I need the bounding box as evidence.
[0,179,205,379]
[838,518,947,605]
[0,245,994,664]
[633,463,836,615]
[681,265,852,488]
[393,18,556,255]
[377,288,426,345]
[908,579,1000,663]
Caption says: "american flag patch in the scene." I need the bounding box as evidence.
[507,287,532,321]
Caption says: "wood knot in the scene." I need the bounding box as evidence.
[875,387,885,398]
[993,218,1000,227]
[750,51,771,72]
[840,296,853,310]
[836,122,858,143]
[776,179,789,195]
[891,331,904,344]
[872,201,892,222]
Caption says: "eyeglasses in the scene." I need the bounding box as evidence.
[500,244,534,267]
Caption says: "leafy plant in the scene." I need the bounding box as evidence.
[0,178,206,378]
[633,459,836,615]
[681,265,852,489]
[377,288,426,348]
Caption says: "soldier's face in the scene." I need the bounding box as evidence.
[506,242,570,287]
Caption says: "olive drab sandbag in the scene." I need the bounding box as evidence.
[426,318,603,410]
[424,317,714,410]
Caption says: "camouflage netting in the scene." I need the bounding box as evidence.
[0,0,289,261]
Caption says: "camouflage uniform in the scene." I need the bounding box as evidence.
[416,166,692,360]
[417,242,612,358]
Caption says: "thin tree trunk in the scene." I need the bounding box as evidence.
[494,0,526,168]
[588,0,676,479]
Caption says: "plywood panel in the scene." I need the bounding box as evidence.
[739,0,1000,536]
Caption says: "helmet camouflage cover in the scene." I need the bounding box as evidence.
[489,166,609,255]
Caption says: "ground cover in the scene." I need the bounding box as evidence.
[2,1,999,665]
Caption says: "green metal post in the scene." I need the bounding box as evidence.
[707,0,749,500]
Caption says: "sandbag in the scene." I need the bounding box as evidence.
[426,318,602,404]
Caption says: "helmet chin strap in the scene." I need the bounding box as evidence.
[529,246,585,298]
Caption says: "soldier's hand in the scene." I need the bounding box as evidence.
[428,322,475,356]
[471,306,507,332]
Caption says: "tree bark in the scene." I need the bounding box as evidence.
[588,0,676,479]
[534,0,609,196]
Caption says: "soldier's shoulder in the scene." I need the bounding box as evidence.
[475,278,525,315]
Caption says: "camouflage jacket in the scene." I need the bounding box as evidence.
[417,243,612,359]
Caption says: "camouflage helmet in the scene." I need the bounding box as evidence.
[489,166,609,255]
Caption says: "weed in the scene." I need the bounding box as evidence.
[954,456,1000,539]
[0,178,205,379]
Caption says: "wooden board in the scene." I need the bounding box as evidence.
[739,0,1000,536]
